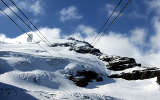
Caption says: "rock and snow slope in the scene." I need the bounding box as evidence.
[0,37,160,100]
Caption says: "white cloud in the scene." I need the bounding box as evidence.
[29,1,43,15]
[105,4,118,17]
[0,27,61,44]
[130,28,147,46]
[38,27,61,40]
[128,11,147,19]
[59,6,82,22]
[63,32,84,41]
[2,6,17,16]
[93,29,160,67]
[71,29,146,65]
[2,18,160,67]
[76,24,97,37]
[0,34,6,42]
[68,25,142,58]
[142,52,160,67]
[147,0,160,15]
[150,17,160,51]
[66,21,160,67]
[0,33,16,43]
[0,0,44,17]
[66,24,97,42]
[23,27,61,43]
[94,32,141,58]
[18,0,43,15]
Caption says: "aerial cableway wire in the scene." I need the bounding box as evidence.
[91,0,123,45]
[0,7,54,57]
[0,7,72,95]
[92,0,131,46]
[8,0,52,46]
[0,0,51,47]
[0,3,72,95]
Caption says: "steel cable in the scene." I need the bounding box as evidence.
[91,0,123,45]
[1,0,51,47]
[8,0,52,46]
[93,0,131,46]
[0,7,54,57]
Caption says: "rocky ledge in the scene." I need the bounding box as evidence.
[51,38,160,87]
[66,70,103,87]
[108,67,160,80]
[99,55,141,71]
[50,37,102,56]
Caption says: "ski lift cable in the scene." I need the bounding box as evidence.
[0,7,54,57]
[0,0,51,47]
[0,6,72,95]
[8,0,53,46]
[91,0,123,45]
[93,0,131,46]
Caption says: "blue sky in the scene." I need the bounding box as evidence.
[0,0,151,37]
[1,0,160,66]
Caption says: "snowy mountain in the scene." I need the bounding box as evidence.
[0,36,160,100]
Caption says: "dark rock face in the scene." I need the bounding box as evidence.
[50,38,102,56]
[107,63,139,71]
[70,46,101,56]
[100,55,141,71]
[50,43,73,47]
[157,73,160,84]
[67,70,103,87]
[100,54,160,83]
[108,68,160,80]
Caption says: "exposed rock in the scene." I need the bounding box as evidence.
[51,39,140,70]
[157,73,160,84]
[50,43,73,47]
[100,55,141,71]
[108,68,160,80]
[50,38,102,56]
[70,45,101,56]
[109,57,136,66]
[67,70,103,87]
[107,63,140,71]
[50,38,160,84]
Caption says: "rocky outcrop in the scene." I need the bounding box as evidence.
[70,45,101,56]
[100,55,141,71]
[67,70,103,87]
[50,38,102,56]
[50,38,160,86]
[108,68,160,80]
[51,38,140,71]
[51,42,72,47]
[157,74,160,84]
[100,54,160,83]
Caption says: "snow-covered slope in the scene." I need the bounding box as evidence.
[0,37,160,100]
